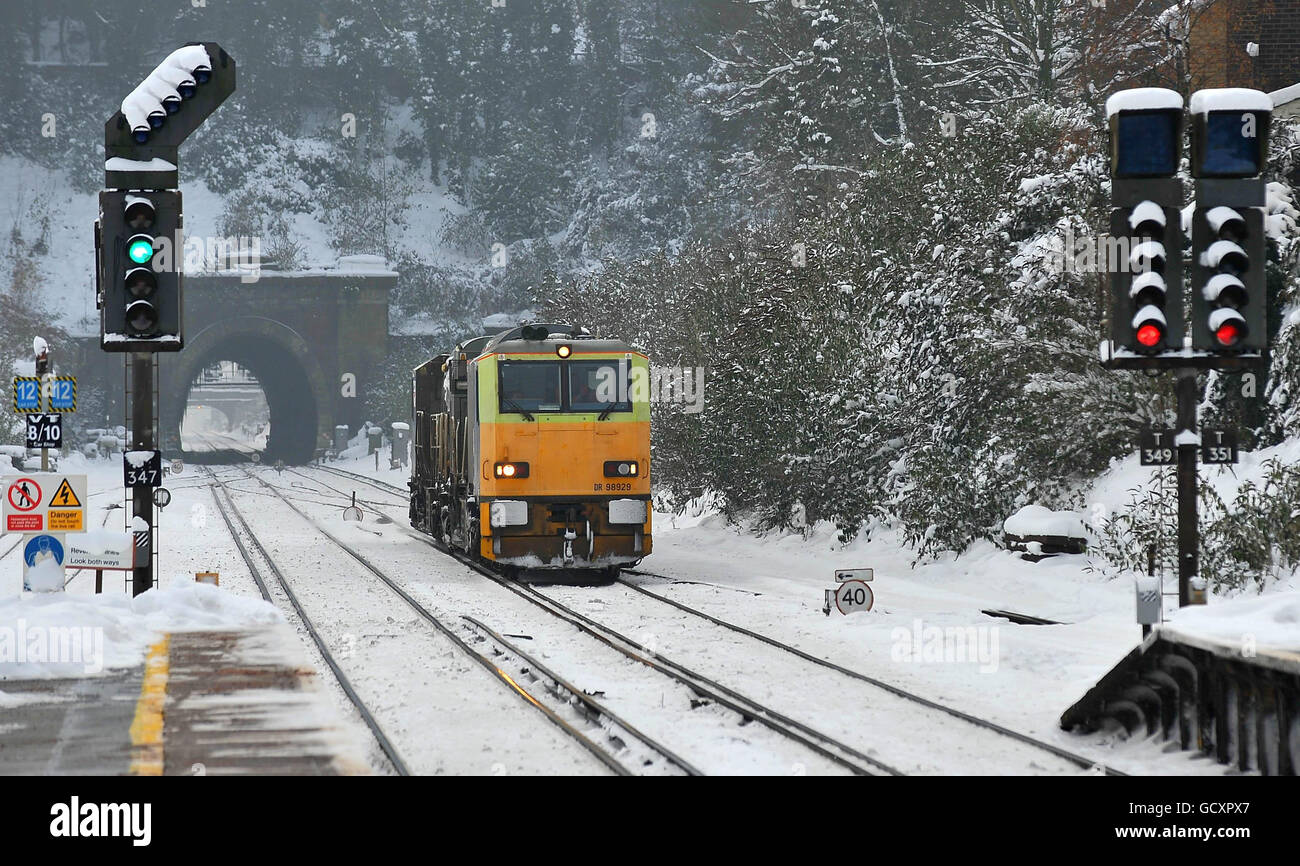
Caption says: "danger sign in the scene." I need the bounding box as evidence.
[50,479,81,508]
[3,474,86,535]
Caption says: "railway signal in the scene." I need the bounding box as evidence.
[1112,199,1183,354]
[1099,86,1273,613]
[99,190,183,351]
[97,43,235,596]
[1103,88,1184,362]
[1188,89,1272,357]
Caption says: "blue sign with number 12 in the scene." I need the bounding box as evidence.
[13,378,40,412]
[49,377,76,412]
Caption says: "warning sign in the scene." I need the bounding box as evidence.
[7,515,42,532]
[7,478,42,511]
[50,479,82,508]
[48,510,83,532]
[3,474,86,535]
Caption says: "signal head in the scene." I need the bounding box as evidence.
[1189,89,1272,179]
[1202,239,1248,275]
[1205,206,1246,240]
[1129,272,1167,309]
[124,198,156,231]
[127,234,156,266]
[1203,274,1246,310]
[1209,308,1248,348]
[1129,239,1167,275]
[1106,88,1184,179]
[125,267,157,299]
[1127,200,1167,238]
[125,299,159,335]
[1131,305,1168,352]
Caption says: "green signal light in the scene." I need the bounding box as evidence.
[128,238,155,264]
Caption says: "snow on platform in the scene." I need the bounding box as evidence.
[0,625,372,776]
[1164,592,1300,654]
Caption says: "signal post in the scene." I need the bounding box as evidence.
[1102,87,1273,611]
[98,44,235,595]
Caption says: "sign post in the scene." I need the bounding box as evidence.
[66,531,137,595]
[825,568,876,615]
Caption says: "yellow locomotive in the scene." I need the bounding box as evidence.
[410,323,651,580]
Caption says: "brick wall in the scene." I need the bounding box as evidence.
[1257,0,1300,92]
[1190,0,1300,92]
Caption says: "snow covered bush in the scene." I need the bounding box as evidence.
[546,101,1166,557]
[1200,460,1300,592]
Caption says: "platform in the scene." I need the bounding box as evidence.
[1061,626,1300,775]
[0,625,370,775]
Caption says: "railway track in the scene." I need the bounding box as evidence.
[311,463,408,497]
[263,465,896,774]
[215,466,695,776]
[612,571,1123,776]
[204,468,412,776]
[274,464,1128,775]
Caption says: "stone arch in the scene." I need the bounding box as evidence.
[162,316,331,463]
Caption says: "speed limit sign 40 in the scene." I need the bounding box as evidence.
[835,580,874,615]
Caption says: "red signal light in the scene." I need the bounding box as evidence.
[1135,323,1163,348]
[1214,322,1242,347]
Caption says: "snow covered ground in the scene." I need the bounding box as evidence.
[2,440,1296,774]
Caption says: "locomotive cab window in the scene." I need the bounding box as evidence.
[499,362,562,413]
[569,360,631,414]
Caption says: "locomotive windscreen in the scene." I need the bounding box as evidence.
[499,362,562,412]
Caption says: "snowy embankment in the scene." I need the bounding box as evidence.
[1,451,284,690]
[0,583,282,681]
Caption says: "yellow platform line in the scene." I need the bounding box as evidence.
[128,635,170,776]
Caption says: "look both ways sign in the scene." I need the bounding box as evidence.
[2,474,87,533]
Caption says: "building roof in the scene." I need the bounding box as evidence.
[1272,82,1300,118]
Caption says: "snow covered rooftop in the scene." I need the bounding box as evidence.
[1105,88,1183,118]
[1271,82,1300,118]
[1189,88,1273,116]
[190,255,397,279]
[1003,505,1084,539]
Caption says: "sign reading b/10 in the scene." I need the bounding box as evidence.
[26,415,62,450]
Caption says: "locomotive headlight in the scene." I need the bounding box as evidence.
[556,345,572,358]
[494,462,530,479]
[604,461,640,478]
